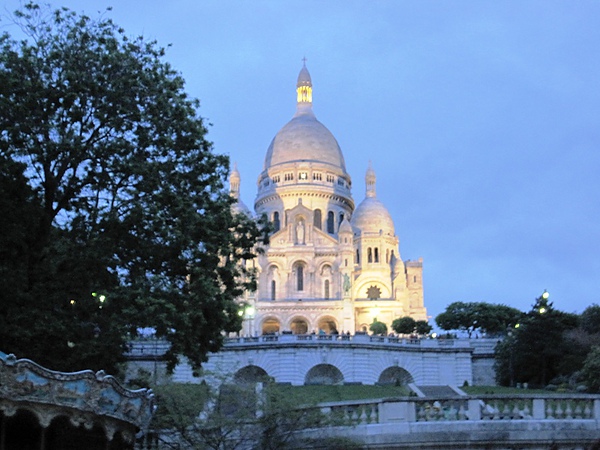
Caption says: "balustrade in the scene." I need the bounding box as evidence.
[313,395,600,425]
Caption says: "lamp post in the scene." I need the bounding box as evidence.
[238,305,256,337]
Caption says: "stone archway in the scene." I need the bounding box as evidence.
[290,316,309,334]
[317,316,338,334]
[261,317,280,334]
[378,366,414,386]
[233,365,271,384]
[304,364,344,385]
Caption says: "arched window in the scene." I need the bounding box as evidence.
[324,280,330,299]
[273,211,280,232]
[314,209,322,230]
[386,249,390,263]
[327,211,335,234]
[297,265,304,291]
[271,280,276,300]
[356,249,360,264]
[339,213,344,228]
[374,248,379,263]
[368,247,373,263]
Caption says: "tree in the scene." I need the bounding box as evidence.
[494,291,579,387]
[391,317,415,335]
[415,320,433,336]
[436,301,523,338]
[148,381,357,450]
[580,304,600,335]
[0,3,265,374]
[581,346,600,393]
[369,320,387,336]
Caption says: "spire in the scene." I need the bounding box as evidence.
[365,161,376,198]
[296,58,313,108]
[230,162,241,199]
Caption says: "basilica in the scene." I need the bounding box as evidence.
[230,63,427,336]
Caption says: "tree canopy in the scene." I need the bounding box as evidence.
[494,292,580,387]
[369,320,387,336]
[435,301,523,337]
[0,3,265,374]
[391,317,416,335]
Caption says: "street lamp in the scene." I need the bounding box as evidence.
[239,305,256,336]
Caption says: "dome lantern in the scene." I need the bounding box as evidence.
[366,161,376,198]
[296,58,312,106]
[230,162,241,199]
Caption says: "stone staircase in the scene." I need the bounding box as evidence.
[412,385,466,397]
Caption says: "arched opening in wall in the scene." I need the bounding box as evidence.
[262,317,280,334]
[338,212,344,229]
[386,249,390,263]
[290,317,309,334]
[267,265,279,301]
[377,367,415,386]
[410,292,420,308]
[374,248,379,263]
[3,409,43,449]
[293,261,307,292]
[356,249,360,264]
[314,209,322,230]
[327,211,335,234]
[273,211,280,232]
[46,415,110,450]
[234,365,271,384]
[320,264,332,299]
[304,364,344,385]
[317,316,338,334]
[368,247,373,263]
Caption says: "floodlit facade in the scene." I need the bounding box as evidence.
[232,63,427,336]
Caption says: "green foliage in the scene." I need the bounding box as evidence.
[391,316,415,334]
[494,292,580,387]
[582,346,600,393]
[270,384,410,404]
[151,383,209,430]
[415,320,433,335]
[580,304,600,334]
[436,301,523,337]
[149,381,369,450]
[369,320,387,336]
[0,3,265,374]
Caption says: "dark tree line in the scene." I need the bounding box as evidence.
[0,3,266,375]
[435,296,600,389]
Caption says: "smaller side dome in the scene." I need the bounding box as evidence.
[230,163,252,217]
[339,217,353,234]
[351,164,395,236]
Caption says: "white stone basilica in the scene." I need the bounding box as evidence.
[231,63,427,336]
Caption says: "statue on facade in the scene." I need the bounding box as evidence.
[343,273,351,295]
[296,220,305,244]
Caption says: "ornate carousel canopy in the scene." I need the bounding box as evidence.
[0,351,154,448]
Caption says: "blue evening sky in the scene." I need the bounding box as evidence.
[3,1,599,321]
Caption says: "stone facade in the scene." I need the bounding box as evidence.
[232,63,427,337]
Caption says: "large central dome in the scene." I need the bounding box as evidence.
[262,63,346,172]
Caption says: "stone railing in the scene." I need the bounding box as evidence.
[126,336,484,359]
[221,334,470,349]
[309,394,600,426]
[291,394,600,449]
